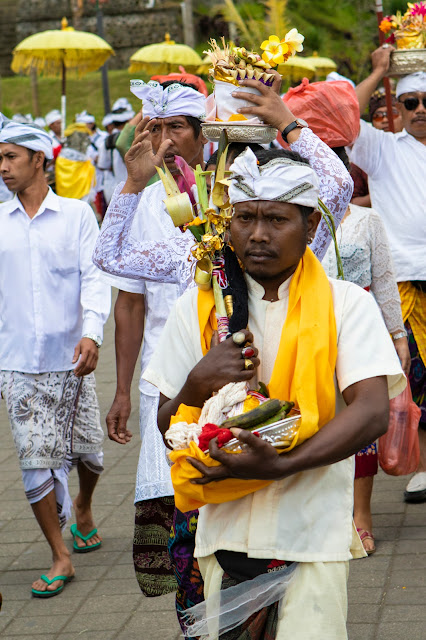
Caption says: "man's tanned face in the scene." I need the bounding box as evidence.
[230,200,320,291]
[150,116,206,173]
[0,143,41,192]
[397,91,426,140]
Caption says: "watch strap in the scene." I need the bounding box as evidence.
[281,121,299,143]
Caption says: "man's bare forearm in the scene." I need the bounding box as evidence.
[274,377,389,479]
[114,290,145,395]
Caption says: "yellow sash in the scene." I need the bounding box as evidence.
[169,248,337,512]
[55,156,96,200]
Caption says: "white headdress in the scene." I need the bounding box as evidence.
[0,118,54,159]
[76,110,95,124]
[45,109,62,126]
[111,97,135,122]
[228,147,319,208]
[130,80,206,120]
[396,72,426,98]
[102,113,114,128]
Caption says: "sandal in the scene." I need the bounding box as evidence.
[31,574,74,598]
[70,523,102,553]
[357,528,376,555]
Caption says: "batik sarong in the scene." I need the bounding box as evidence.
[0,370,104,470]
[133,496,178,597]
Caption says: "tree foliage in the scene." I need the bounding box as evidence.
[199,0,404,83]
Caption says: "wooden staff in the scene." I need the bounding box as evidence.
[375,0,395,132]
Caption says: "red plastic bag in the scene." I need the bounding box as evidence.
[278,78,360,148]
[378,384,421,476]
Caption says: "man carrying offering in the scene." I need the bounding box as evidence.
[349,46,426,502]
[142,90,406,638]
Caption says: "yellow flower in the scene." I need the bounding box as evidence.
[260,35,289,67]
[284,28,304,56]
[187,216,205,227]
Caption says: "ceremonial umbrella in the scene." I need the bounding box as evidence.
[304,52,337,76]
[277,56,317,82]
[129,33,203,75]
[11,18,114,137]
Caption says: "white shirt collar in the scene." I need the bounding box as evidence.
[245,271,292,301]
[2,187,61,218]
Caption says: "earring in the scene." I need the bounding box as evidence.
[307,236,314,244]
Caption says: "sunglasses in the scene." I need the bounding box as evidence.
[372,108,399,121]
[399,97,426,111]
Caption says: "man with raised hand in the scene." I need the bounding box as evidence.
[349,47,426,503]
[93,80,207,600]
[0,118,110,597]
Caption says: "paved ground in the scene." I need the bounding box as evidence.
[0,294,425,639]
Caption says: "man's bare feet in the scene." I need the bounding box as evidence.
[31,555,75,593]
[72,498,102,550]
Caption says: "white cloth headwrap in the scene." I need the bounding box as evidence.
[0,119,54,160]
[130,80,206,120]
[110,97,135,123]
[396,71,426,98]
[102,113,114,127]
[76,110,95,124]
[45,109,62,126]
[229,147,320,208]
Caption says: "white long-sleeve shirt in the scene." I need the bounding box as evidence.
[0,188,111,373]
[92,128,354,293]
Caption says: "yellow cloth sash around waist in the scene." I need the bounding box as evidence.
[169,247,338,512]
[398,281,426,367]
[55,156,96,200]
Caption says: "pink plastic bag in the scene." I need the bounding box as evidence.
[378,384,421,476]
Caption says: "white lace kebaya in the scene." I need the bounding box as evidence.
[92,128,353,289]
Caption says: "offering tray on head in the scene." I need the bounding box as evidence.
[214,409,301,454]
[201,122,278,144]
[387,49,426,76]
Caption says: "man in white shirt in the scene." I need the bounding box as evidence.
[0,119,111,598]
[143,98,405,638]
[97,98,135,204]
[348,47,426,502]
[94,80,207,600]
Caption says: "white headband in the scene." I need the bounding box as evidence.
[102,113,114,127]
[0,119,53,160]
[45,109,62,126]
[396,71,426,98]
[229,147,319,208]
[130,80,206,120]
[76,110,95,124]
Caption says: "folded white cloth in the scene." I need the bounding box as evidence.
[130,80,206,120]
[0,117,54,159]
[229,146,320,207]
[396,71,426,98]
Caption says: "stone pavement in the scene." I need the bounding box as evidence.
[0,297,425,639]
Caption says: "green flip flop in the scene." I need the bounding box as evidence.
[70,523,102,553]
[31,574,74,598]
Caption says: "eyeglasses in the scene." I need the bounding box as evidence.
[372,108,399,121]
[399,97,426,111]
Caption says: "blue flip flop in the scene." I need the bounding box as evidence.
[31,574,74,598]
[70,523,102,553]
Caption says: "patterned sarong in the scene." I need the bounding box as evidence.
[133,497,178,597]
[0,370,104,470]
[168,507,204,638]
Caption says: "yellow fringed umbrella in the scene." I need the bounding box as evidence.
[129,33,203,75]
[11,17,114,136]
[277,56,317,82]
[304,52,337,76]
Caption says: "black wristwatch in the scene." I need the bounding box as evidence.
[282,119,309,143]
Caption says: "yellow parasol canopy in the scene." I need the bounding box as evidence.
[129,33,203,75]
[277,56,317,82]
[11,18,114,136]
[11,18,114,77]
[303,52,337,76]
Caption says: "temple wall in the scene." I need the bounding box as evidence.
[0,0,183,76]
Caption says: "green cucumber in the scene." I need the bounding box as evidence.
[221,398,283,430]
